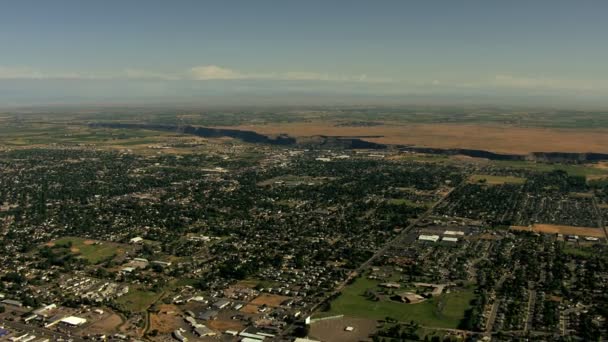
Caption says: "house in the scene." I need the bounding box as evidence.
[213,299,230,309]
[194,326,216,337]
[173,330,187,342]
[442,237,458,243]
[1,299,23,307]
[198,310,218,321]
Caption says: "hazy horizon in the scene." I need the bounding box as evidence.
[2,0,608,108]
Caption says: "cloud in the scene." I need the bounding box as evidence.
[188,65,382,82]
[0,64,389,84]
[190,65,244,80]
[492,74,608,92]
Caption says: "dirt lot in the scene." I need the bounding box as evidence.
[239,304,260,314]
[223,122,608,154]
[149,304,184,334]
[249,293,290,307]
[207,319,244,332]
[511,224,605,238]
[86,312,123,335]
[309,316,377,342]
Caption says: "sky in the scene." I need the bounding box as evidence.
[1,0,608,107]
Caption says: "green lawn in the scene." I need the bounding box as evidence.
[320,277,475,329]
[492,160,608,177]
[53,237,122,264]
[469,174,526,185]
[116,288,162,312]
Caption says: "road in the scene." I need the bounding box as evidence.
[485,272,509,333]
[0,319,84,342]
[523,282,536,332]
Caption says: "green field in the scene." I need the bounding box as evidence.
[116,288,162,312]
[469,174,526,185]
[319,277,475,329]
[491,160,608,178]
[53,237,122,264]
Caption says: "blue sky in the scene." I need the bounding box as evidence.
[1,0,608,106]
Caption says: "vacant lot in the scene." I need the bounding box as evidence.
[51,237,124,264]
[511,224,605,238]
[249,293,290,307]
[318,277,474,329]
[87,312,123,335]
[469,174,526,185]
[224,122,608,154]
[207,319,244,331]
[149,311,185,334]
[310,317,377,342]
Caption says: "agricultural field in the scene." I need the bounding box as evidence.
[319,277,475,329]
[226,121,608,154]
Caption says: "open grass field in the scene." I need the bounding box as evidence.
[116,288,163,313]
[51,237,124,264]
[319,277,474,329]
[511,224,605,238]
[492,160,608,178]
[224,122,608,154]
[468,174,526,185]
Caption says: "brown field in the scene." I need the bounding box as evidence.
[149,310,184,334]
[511,224,605,238]
[249,293,290,307]
[87,312,123,335]
[207,319,244,331]
[223,122,608,154]
[309,317,377,342]
[239,304,260,314]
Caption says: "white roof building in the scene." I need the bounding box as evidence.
[61,316,87,326]
[442,237,458,242]
[444,230,465,236]
[418,235,440,242]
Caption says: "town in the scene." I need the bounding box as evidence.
[0,131,607,342]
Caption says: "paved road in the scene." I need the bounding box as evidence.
[485,272,509,333]
[0,319,84,342]
[523,282,536,332]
